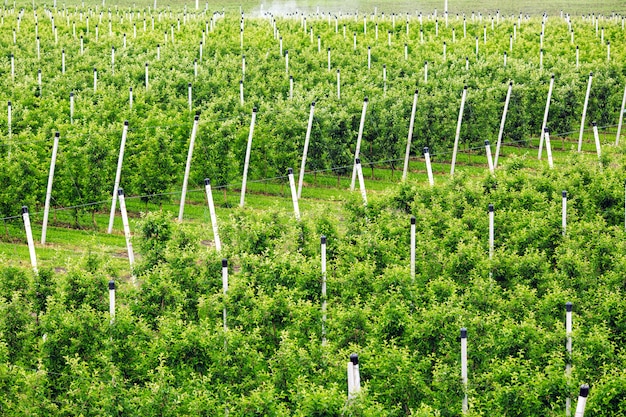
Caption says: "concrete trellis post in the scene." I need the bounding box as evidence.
[578,72,593,152]
[592,122,601,158]
[350,98,368,191]
[494,81,513,168]
[109,280,116,324]
[321,235,327,344]
[615,84,626,145]
[41,131,60,245]
[544,128,554,168]
[574,385,589,417]
[450,86,468,176]
[566,301,573,417]
[538,75,554,159]
[240,107,257,207]
[488,204,494,260]
[410,216,416,280]
[461,328,468,414]
[117,189,135,283]
[222,258,228,331]
[562,191,568,236]
[287,168,300,221]
[402,89,419,182]
[204,178,221,252]
[108,121,129,233]
[424,147,434,186]
[178,115,200,221]
[355,158,367,206]
[297,102,316,199]
[22,206,38,275]
[347,353,361,399]
[485,140,494,174]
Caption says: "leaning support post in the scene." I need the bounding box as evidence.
[538,75,554,159]
[450,86,468,176]
[108,121,129,233]
[355,158,367,206]
[178,115,200,221]
[240,107,257,208]
[22,206,38,275]
[402,89,419,182]
[485,140,494,174]
[204,178,221,252]
[351,98,369,191]
[544,128,554,168]
[424,147,434,186]
[287,168,300,220]
[578,72,593,152]
[494,81,512,168]
[616,84,626,145]
[592,122,601,158]
[117,189,135,284]
[41,131,60,244]
[297,102,316,199]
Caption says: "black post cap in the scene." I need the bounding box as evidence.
[240,80,243,84]
[544,127,549,133]
[252,107,258,112]
[414,89,419,94]
[287,167,293,175]
[423,147,429,154]
[124,120,129,126]
[118,188,124,196]
[311,101,316,106]
[204,178,211,186]
[364,97,368,102]
[109,280,115,290]
[22,205,28,214]
[188,82,192,87]
[589,71,593,76]
[222,259,228,268]
[55,131,60,137]
[551,74,555,79]
[8,101,11,105]
[350,353,359,365]
[485,140,490,146]
[579,384,589,397]
[321,235,326,244]
[566,301,573,312]
[460,328,467,338]
[411,216,416,224]
[355,158,361,164]
[592,121,597,126]
[562,190,567,198]
[194,114,200,121]
[129,87,133,91]
[489,203,494,212]
[70,92,73,96]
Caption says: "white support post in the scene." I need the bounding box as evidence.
[355,158,367,206]
[321,235,327,344]
[351,98,369,191]
[402,89,419,182]
[485,140,494,174]
[424,61,428,83]
[129,87,133,110]
[461,328,468,414]
[108,121,129,233]
[562,190,567,236]
[578,72,593,152]
[327,48,331,71]
[538,75,554,159]
[336,70,341,99]
[93,67,97,92]
[495,81,513,168]
[297,102,316,199]
[109,280,115,324]
[145,63,149,89]
[22,206,38,275]
[178,115,200,221]
[450,86,468,176]
[410,216,416,280]
[240,107,257,208]
[424,147,434,186]
[69,93,74,124]
[287,168,300,221]
[544,128,554,169]
[204,179,221,252]
[41,131,60,245]
[290,75,294,100]
[574,385,589,417]
[347,354,361,399]
[488,204,494,260]
[616,84,626,145]
[566,302,573,417]
[188,83,192,111]
[592,122,601,158]
[118,189,135,283]
[222,258,228,331]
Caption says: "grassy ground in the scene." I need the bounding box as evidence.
[1,126,615,274]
